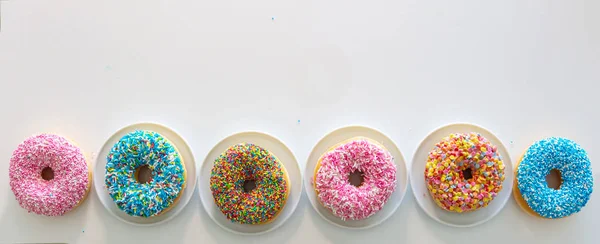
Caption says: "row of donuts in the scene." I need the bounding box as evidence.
[8,122,594,229]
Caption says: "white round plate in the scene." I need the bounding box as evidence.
[198,131,302,235]
[304,125,408,229]
[410,123,513,227]
[94,122,197,226]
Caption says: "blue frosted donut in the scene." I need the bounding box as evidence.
[105,130,186,217]
[515,137,593,218]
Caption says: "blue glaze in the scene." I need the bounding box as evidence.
[517,137,593,218]
[105,130,186,217]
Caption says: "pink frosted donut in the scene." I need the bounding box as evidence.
[314,138,397,220]
[9,134,91,216]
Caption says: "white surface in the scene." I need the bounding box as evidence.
[199,131,302,235]
[410,123,513,227]
[0,0,599,243]
[94,122,197,226]
[304,125,408,229]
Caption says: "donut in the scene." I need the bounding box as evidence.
[314,137,397,220]
[424,133,505,213]
[105,130,187,217]
[210,143,289,224]
[513,137,593,219]
[9,134,91,216]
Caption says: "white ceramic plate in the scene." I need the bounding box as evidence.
[94,122,197,226]
[304,125,408,229]
[198,131,302,235]
[410,123,513,227]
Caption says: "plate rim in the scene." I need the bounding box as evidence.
[304,125,409,229]
[409,122,514,228]
[93,122,198,226]
[198,130,303,235]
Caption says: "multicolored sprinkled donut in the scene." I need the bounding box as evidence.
[425,133,505,213]
[9,134,91,216]
[105,130,186,217]
[210,143,289,224]
[514,137,593,219]
[314,138,397,220]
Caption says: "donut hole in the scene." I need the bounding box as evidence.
[41,167,54,181]
[348,170,364,187]
[462,168,473,180]
[546,168,562,190]
[243,179,257,192]
[135,165,153,184]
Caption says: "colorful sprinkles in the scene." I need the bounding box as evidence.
[517,137,593,218]
[105,130,186,217]
[425,133,505,213]
[314,139,397,221]
[210,143,288,224]
[9,134,90,216]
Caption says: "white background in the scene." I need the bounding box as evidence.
[0,0,599,243]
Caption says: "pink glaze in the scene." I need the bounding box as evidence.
[9,134,89,216]
[314,139,397,220]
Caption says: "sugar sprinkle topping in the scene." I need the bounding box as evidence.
[105,130,185,217]
[517,137,593,218]
[425,133,505,213]
[315,139,397,221]
[9,134,89,216]
[210,143,288,224]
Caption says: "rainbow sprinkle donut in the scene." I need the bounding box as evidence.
[105,130,186,217]
[314,138,397,221]
[9,134,91,216]
[514,137,593,219]
[425,133,505,213]
[210,143,289,225]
